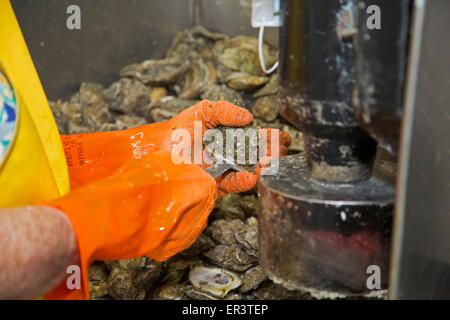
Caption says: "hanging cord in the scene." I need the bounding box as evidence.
[258,25,279,74]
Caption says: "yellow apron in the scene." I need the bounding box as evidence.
[0,0,70,206]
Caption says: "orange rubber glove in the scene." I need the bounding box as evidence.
[62,100,252,190]
[61,100,290,195]
[44,151,217,300]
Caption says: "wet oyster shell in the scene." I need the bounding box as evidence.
[213,194,247,221]
[217,35,277,76]
[178,233,216,257]
[201,84,245,107]
[189,266,242,298]
[252,95,278,122]
[254,73,278,98]
[234,217,258,253]
[149,283,188,300]
[120,58,188,85]
[239,266,268,293]
[226,72,269,91]
[206,219,244,245]
[88,263,110,300]
[179,55,217,99]
[66,82,112,130]
[103,78,150,115]
[147,96,198,122]
[167,25,228,60]
[203,244,258,272]
[106,257,162,300]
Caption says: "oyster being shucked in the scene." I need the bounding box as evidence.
[226,72,269,91]
[189,266,242,298]
[217,35,278,76]
[103,78,150,115]
[204,121,260,172]
[201,84,245,107]
[120,58,188,85]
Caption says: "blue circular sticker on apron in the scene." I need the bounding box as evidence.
[0,70,18,166]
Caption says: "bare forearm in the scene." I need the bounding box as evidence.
[0,205,79,299]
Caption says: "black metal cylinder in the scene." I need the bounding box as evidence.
[278,0,377,183]
[353,0,411,155]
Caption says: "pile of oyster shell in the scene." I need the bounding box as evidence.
[50,26,308,300]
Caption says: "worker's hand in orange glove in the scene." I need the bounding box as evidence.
[62,100,291,194]
[45,151,217,299]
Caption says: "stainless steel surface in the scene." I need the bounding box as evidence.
[11,0,278,100]
[390,0,450,299]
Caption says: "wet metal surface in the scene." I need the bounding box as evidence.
[259,154,394,297]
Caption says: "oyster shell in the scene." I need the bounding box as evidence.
[167,25,228,60]
[189,266,242,298]
[179,55,217,99]
[49,100,83,134]
[120,58,188,85]
[150,284,188,300]
[238,195,258,217]
[147,96,198,122]
[106,257,162,300]
[252,95,278,122]
[203,244,258,272]
[160,258,200,284]
[76,83,112,130]
[281,124,304,152]
[226,72,269,91]
[88,262,110,300]
[201,84,245,107]
[239,266,268,293]
[178,233,216,257]
[217,35,277,76]
[103,78,150,115]
[234,217,258,254]
[254,73,278,98]
[184,287,218,300]
[115,115,147,129]
[213,194,247,221]
[205,121,260,172]
[206,219,244,245]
